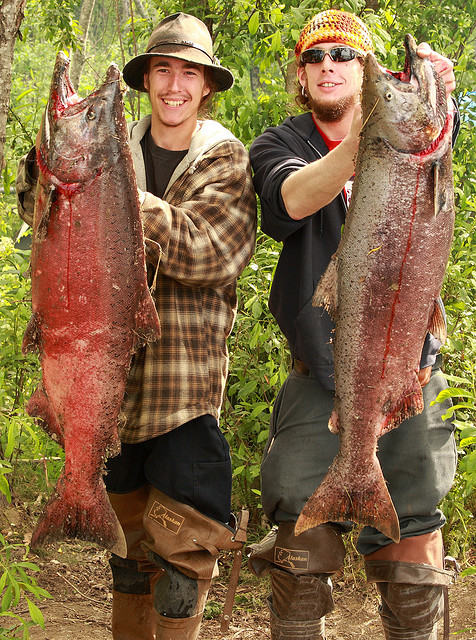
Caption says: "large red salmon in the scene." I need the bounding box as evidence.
[22,52,160,556]
[295,35,455,542]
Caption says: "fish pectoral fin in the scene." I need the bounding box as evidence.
[328,409,340,434]
[35,184,56,241]
[428,299,447,344]
[380,373,424,436]
[313,253,339,319]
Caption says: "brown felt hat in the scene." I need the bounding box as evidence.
[123,12,234,92]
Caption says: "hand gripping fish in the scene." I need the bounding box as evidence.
[295,35,455,542]
[22,52,161,556]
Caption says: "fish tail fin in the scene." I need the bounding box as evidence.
[295,455,400,543]
[25,385,65,448]
[31,475,127,557]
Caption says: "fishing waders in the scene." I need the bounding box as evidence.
[142,487,246,640]
[364,530,459,640]
[108,486,158,640]
[248,521,346,639]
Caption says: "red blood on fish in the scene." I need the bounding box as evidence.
[295,35,454,542]
[23,53,160,556]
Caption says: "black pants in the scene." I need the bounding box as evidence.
[105,414,232,523]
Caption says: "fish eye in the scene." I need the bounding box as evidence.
[384,91,393,101]
[86,108,96,120]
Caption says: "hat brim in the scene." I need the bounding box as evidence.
[123,45,234,93]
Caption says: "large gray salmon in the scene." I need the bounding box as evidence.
[295,35,455,542]
[22,52,161,556]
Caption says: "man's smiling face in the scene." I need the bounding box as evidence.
[144,56,210,130]
[298,42,364,123]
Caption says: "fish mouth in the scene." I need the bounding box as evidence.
[364,34,448,155]
[385,34,447,129]
[50,53,79,116]
[40,53,122,186]
[50,53,121,119]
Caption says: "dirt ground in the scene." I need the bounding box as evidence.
[5,538,474,640]
[2,499,475,640]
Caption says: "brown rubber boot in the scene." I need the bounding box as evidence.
[153,611,203,640]
[365,532,457,640]
[248,521,346,640]
[142,488,244,640]
[268,568,332,639]
[377,582,444,640]
[108,486,159,640]
[111,590,155,640]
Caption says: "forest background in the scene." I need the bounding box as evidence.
[0,0,475,636]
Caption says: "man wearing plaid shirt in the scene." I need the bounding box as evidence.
[17,12,256,640]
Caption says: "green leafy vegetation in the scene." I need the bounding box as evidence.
[0,4,475,633]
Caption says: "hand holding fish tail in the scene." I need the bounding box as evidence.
[417,42,456,100]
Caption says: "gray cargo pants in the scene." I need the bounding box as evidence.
[260,366,457,555]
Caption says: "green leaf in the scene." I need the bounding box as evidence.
[249,12,259,35]
[25,596,45,628]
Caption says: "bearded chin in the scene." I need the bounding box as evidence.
[309,93,358,123]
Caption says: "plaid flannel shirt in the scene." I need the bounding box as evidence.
[116,117,256,442]
[16,116,257,443]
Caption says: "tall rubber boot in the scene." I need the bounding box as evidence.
[108,486,158,640]
[269,568,332,639]
[110,558,155,640]
[142,487,245,640]
[364,531,457,640]
[377,581,444,640]
[248,521,346,640]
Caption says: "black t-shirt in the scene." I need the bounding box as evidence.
[140,128,188,198]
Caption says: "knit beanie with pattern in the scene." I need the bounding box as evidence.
[295,9,374,59]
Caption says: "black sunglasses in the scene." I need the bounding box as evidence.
[300,46,362,64]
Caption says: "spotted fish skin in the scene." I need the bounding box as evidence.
[295,35,454,542]
[23,52,160,557]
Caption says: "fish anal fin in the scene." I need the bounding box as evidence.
[25,384,65,448]
[22,312,41,355]
[428,299,447,345]
[295,454,400,543]
[313,253,339,320]
[380,372,424,436]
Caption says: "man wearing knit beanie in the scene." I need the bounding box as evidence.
[248,9,459,640]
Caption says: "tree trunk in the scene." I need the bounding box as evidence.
[70,0,97,89]
[0,0,26,171]
[133,0,149,21]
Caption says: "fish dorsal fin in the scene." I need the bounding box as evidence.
[380,371,424,436]
[313,253,338,320]
[428,298,447,344]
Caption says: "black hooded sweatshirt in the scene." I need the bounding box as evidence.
[250,111,454,390]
